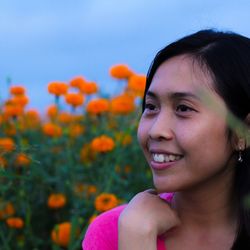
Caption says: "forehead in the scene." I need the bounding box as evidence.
[148,55,213,96]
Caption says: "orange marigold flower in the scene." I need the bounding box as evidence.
[0,202,15,220]
[79,82,98,95]
[48,193,66,209]
[58,112,73,124]
[10,86,26,96]
[65,93,84,107]
[24,109,40,127]
[69,124,85,138]
[6,217,24,229]
[51,222,71,247]
[122,134,132,146]
[90,135,115,153]
[26,109,40,120]
[87,185,97,196]
[3,123,16,136]
[73,183,86,195]
[11,95,29,107]
[3,104,24,118]
[0,138,15,153]
[69,76,87,90]
[109,64,134,79]
[127,74,146,97]
[95,193,119,212]
[0,156,7,168]
[110,94,135,114]
[42,123,62,137]
[48,82,68,96]
[124,165,132,174]
[47,105,58,119]
[80,144,96,163]
[14,153,30,167]
[86,98,109,115]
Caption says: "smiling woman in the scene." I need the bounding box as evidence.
[82,29,250,250]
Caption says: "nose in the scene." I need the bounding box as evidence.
[149,112,174,141]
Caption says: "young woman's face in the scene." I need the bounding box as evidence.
[137,55,236,193]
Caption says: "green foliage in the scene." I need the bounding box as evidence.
[0,105,152,250]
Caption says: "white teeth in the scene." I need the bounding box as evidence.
[154,154,165,163]
[169,155,175,161]
[152,153,181,163]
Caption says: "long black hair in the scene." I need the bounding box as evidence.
[143,29,250,249]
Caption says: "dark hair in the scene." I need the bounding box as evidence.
[143,29,250,249]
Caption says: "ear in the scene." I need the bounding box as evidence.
[237,138,246,151]
[232,113,250,150]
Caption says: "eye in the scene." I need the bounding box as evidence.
[175,104,196,114]
[144,103,158,114]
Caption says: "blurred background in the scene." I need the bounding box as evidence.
[1,0,250,113]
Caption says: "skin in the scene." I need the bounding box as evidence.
[119,55,239,249]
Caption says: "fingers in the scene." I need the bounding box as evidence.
[144,189,158,195]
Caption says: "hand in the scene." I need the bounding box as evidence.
[119,190,180,239]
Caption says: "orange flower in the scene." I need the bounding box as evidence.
[69,124,85,138]
[86,98,109,115]
[25,109,40,120]
[109,64,133,79]
[6,217,24,229]
[80,144,96,163]
[48,82,68,96]
[79,81,98,95]
[24,109,40,127]
[65,93,84,108]
[87,185,97,196]
[58,112,73,124]
[3,123,16,136]
[0,138,15,153]
[42,123,62,137]
[47,193,66,209]
[47,105,58,119]
[110,94,135,114]
[69,76,87,90]
[95,193,119,212]
[14,153,30,167]
[127,74,146,97]
[90,135,115,153]
[115,132,133,146]
[73,183,86,195]
[51,222,71,247]
[0,202,15,220]
[10,86,26,96]
[124,165,132,174]
[0,156,7,168]
[11,95,29,107]
[3,104,23,118]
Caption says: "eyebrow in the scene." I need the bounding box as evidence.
[146,90,201,101]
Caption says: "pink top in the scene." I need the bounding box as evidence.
[82,193,174,250]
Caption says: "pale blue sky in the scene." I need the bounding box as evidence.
[1,0,250,113]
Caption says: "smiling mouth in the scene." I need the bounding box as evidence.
[152,153,183,163]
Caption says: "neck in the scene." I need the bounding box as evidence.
[172,166,238,230]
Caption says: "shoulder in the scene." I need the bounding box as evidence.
[82,204,127,250]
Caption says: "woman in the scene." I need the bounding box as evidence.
[83,29,250,249]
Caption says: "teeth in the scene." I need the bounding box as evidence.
[152,153,181,163]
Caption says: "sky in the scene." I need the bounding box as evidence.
[1,0,250,113]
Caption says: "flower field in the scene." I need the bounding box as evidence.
[0,64,153,249]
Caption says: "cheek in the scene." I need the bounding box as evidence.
[137,119,148,149]
[178,118,232,164]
